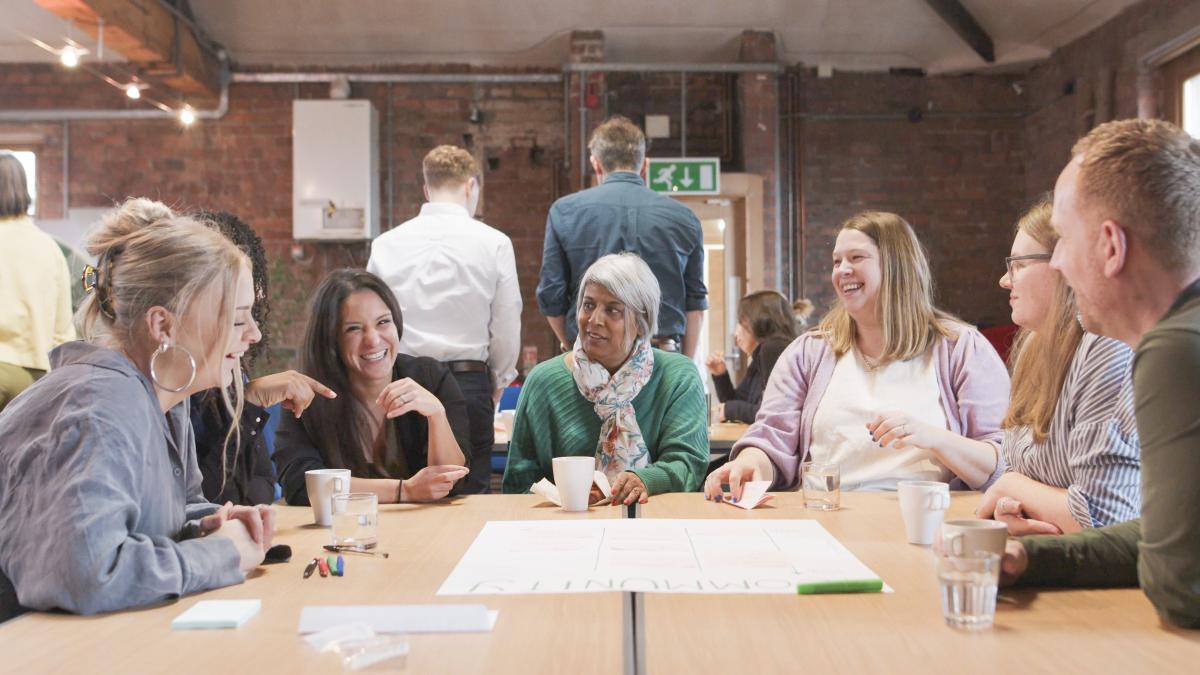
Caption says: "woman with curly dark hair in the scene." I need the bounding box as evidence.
[187,210,337,505]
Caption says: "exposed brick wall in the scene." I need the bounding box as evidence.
[1023,0,1200,196]
[0,66,566,374]
[794,71,1028,328]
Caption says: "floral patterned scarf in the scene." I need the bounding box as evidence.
[570,336,654,483]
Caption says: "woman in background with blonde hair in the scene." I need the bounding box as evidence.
[0,152,74,412]
[0,198,272,622]
[705,291,810,423]
[975,196,1139,535]
[705,211,1009,500]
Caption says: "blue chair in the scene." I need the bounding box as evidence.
[497,385,521,411]
[263,402,283,502]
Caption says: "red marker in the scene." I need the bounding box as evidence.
[317,557,330,578]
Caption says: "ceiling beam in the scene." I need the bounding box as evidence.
[34,0,220,98]
[921,0,995,64]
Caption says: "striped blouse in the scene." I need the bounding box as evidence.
[1003,332,1140,528]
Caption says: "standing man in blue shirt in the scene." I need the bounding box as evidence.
[537,116,708,356]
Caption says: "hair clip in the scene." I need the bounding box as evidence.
[81,263,116,320]
[81,264,98,294]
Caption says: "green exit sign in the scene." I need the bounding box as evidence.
[647,157,721,195]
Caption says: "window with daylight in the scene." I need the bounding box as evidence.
[1,149,37,215]
[1163,42,1200,138]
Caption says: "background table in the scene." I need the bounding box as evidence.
[637,492,1200,673]
[0,496,625,674]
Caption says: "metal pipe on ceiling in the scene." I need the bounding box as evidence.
[563,62,781,73]
[231,72,561,84]
[0,75,230,121]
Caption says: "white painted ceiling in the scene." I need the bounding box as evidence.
[0,0,1143,74]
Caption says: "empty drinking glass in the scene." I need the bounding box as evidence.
[801,461,840,510]
[936,552,1000,630]
[331,492,379,549]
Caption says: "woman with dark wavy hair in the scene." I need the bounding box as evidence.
[275,269,469,504]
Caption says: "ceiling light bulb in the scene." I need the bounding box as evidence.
[179,107,196,126]
[125,83,141,99]
[60,45,80,68]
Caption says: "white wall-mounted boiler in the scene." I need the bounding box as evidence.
[292,99,379,241]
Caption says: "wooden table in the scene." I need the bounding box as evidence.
[0,496,625,674]
[637,492,1200,673]
[708,421,749,453]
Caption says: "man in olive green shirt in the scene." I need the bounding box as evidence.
[1001,119,1200,629]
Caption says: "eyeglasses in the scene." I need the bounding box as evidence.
[1004,253,1051,277]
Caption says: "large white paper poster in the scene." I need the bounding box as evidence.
[437,519,882,595]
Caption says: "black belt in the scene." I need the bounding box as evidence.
[444,360,488,374]
[651,336,682,352]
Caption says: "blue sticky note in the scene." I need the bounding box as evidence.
[171,599,262,629]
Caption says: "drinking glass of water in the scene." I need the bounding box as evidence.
[331,492,379,549]
[936,552,1000,630]
[800,461,840,510]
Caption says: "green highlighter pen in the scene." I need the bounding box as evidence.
[796,579,883,595]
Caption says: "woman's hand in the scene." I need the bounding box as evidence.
[611,472,649,505]
[992,496,1063,536]
[400,465,469,502]
[199,502,277,548]
[209,519,267,573]
[705,351,727,376]
[377,378,444,419]
[703,455,766,502]
[245,370,336,418]
[866,411,945,450]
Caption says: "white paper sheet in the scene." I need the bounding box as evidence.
[529,471,613,506]
[724,480,773,509]
[436,519,884,595]
[297,604,496,634]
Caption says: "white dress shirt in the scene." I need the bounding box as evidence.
[367,202,522,390]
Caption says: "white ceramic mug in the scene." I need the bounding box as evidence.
[552,456,596,512]
[941,518,1009,558]
[898,480,951,545]
[305,468,351,527]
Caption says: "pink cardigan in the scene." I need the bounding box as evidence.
[730,323,1010,491]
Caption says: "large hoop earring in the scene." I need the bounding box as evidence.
[149,341,197,393]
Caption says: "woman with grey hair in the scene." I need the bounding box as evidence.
[503,253,708,504]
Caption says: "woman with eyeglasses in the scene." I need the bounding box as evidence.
[705,211,1010,500]
[975,196,1139,535]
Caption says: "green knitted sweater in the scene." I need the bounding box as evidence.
[501,350,709,495]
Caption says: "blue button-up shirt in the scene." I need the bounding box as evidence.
[536,172,708,342]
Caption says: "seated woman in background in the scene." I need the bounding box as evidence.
[705,211,1010,500]
[0,199,271,621]
[975,196,1139,535]
[705,291,810,423]
[503,253,708,505]
[274,269,469,504]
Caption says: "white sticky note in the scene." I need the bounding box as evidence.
[298,604,493,634]
[172,599,261,629]
[725,480,773,510]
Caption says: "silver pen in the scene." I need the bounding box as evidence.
[323,544,389,558]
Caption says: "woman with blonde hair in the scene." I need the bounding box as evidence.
[975,196,1139,535]
[705,212,1009,499]
[0,198,271,621]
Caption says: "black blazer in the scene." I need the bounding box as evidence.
[712,335,792,424]
[190,391,275,506]
[274,354,471,505]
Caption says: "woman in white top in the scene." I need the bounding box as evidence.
[705,212,1010,500]
[975,196,1139,535]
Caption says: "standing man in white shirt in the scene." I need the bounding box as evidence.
[368,145,522,494]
